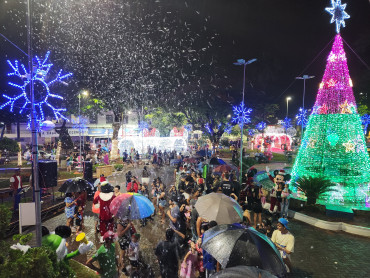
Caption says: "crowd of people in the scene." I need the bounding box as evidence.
[57,151,296,278]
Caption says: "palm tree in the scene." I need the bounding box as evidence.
[293,176,337,205]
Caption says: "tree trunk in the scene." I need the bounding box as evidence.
[306,196,317,205]
[112,122,121,140]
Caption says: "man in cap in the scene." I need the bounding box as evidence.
[87,231,118,278]
[271,218,295,273]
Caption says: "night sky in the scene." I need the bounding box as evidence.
[0,0,369,119]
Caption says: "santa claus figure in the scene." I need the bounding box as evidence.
[93,181,116,238]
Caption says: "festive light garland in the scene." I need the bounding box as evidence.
[291,33,370,206]
[0,51,72,127]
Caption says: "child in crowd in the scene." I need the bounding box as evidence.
[281,184,292,218]
[180,240,200,278]
[64,193,76,229]
[128,233,140,268]
[74,205,83,233]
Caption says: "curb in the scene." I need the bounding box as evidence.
[288,210,370,238]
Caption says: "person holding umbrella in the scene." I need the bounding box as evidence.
[271,218,295,273]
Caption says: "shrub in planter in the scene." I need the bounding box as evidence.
[293,176,336,205]
[92,163,105,173]
[0,205,12,240]
[114,164,123,171]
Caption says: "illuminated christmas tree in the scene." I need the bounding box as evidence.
[291,33,370,206]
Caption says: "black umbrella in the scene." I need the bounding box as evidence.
[202,224,286,277]
[210,265,277,278]
[59,178,93,193]
[209,157,221,165]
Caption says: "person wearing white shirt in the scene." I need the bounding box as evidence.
[271,218,295,273]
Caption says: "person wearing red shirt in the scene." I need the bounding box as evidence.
[10,169,22,211]
[126,177,139,193]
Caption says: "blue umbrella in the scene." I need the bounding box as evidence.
[217,159,227,165]
[110,193,155,219]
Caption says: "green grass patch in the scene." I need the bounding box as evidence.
[270,152,288,162]
[0,161,29,168]
[58,171,83,180]
[70,260,99,278]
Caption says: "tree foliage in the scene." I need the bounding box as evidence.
[0,137,20,153]
[145,108,187,137]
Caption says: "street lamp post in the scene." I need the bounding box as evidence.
[26,0,43,247]
[296,75,314,139]
[285,97,291,149]
[233,58,257,183]
[78,91,88,169]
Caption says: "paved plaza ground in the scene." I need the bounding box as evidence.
[30,163,370,277]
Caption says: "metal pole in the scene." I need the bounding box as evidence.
[27,0,41,247]
[285,98,289,150]
[79,94,82,169]
[239,64,246,184]
[302,79,306,140]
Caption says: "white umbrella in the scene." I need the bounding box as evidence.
[195,193,243,225]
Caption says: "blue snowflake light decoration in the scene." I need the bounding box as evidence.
[205,123,212,134]
[361,114,370,135]
[138,121,149,132]
[72,117,88,132]
[184,124,192,132]
[296,108,308,128]
[0,51,72,127]
[224,123,232,135]
[325,0,350,33]
[283,117,292,130]
[256,121,266,131]
[248,129,255,136]
[232,102,252,128]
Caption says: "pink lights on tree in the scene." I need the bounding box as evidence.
[312,34,356,114]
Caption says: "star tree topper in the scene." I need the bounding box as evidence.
[325,0,350,33]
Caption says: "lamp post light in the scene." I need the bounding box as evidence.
[78,90,88,169]
[296,75,314,138]
[233,58,257,183]
[285,97,292,149]
[25,0,44,247]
